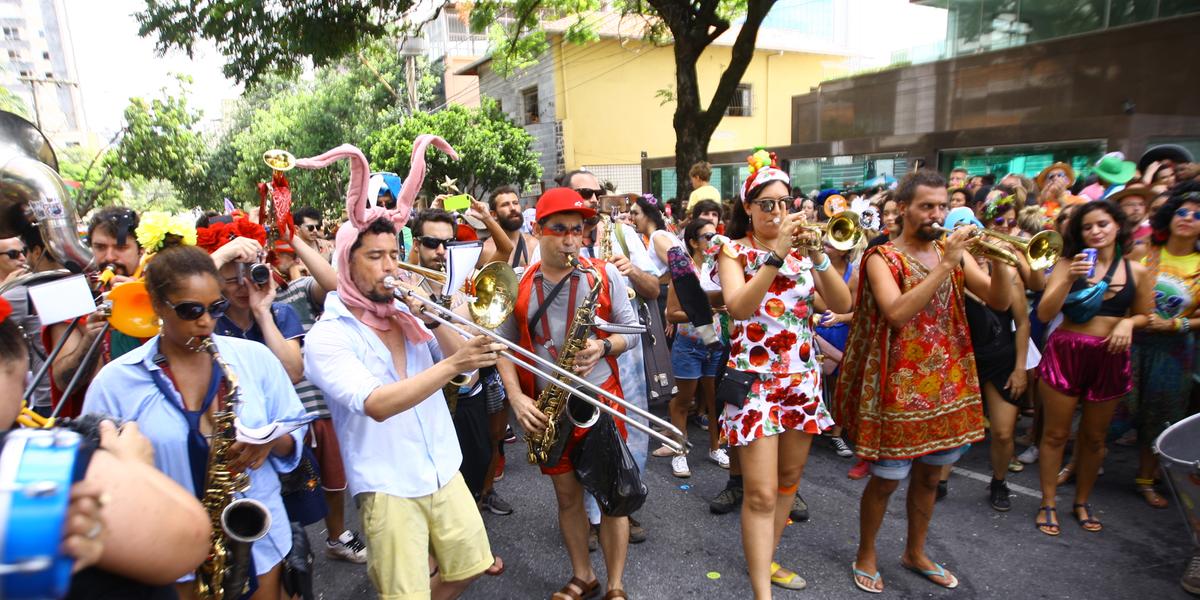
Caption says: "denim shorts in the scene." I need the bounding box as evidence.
[670,334,724,380]
[869,444,972,481]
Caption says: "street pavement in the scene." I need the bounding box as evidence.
[308,412,1195,599]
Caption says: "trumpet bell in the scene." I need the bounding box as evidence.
[826,212,863,251]
[1024,230,1064,271]
[108,281,161,338]
[263,149,296,172]
[468,262,519,329]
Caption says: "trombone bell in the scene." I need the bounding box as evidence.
[107,280,161,338]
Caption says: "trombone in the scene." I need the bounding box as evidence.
[932,224,1063,270]
[384,263,688,455]
[788,211,863,252]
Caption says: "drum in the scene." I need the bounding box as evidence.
[1154,412,1200,547]
[0,428,83,599]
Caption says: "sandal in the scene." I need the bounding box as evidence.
[1135,478,1169,509]
[1073,503,1103,532]
[770,561,808,590]
[485,556,505,576]
[900,558,958,589]
[851,562,883,593]
[602,591,628,600]
[552,576,600,600]
[1036,506,1060,536]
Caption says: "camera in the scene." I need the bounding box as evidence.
[239,262,272,286]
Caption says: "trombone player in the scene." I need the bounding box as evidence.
[497,187,642,600]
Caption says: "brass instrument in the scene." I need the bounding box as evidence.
[932,224,1062,269]
[383,264,687,456]
[595,214,636,300]
[789,211,863,252]
[526,254,603,465]
[191,337,271,600]
[263,149,296,172]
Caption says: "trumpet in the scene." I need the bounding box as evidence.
[383,267,688,455]
[932,224,1062,270]
[785,211,863,252]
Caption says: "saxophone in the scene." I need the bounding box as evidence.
[525,255,604,465]
[191,336,272,600]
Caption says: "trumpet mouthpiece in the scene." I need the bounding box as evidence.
[382,276,397,288]
[773,217,781,225]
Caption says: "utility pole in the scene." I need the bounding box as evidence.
[17,74,79,131]
[398,36,427,115]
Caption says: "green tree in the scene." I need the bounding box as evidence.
[137,0,779,200]
[367,99,542,199]
[57,145,124,209]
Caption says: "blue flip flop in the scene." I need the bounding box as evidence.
[851,562,883,594]
[902,560,959,589]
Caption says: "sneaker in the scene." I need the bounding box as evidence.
[628,517,647,544]
[671,455,691,478]
[326,530,368,564]
[989,479,1012,512]
[493,452,506,482]
[830,436,854,458]
[587,523,599,552]
[936,479,948,501]
[708,448,730,469]
[1017,445,1039,465]
[691,414,710,431]
[789,494,809,522]
[848,459,870,480]
[503,426,517,444]
[1182,551,1200,595]
[709,485,743,514]
[481,490,514,515]
[652,444,676,458]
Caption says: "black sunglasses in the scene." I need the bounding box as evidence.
[574,188,605,200]
[164,297,229,321]
[302,223,320,231]
[0,249,25,259]
[417,236,453,250]
[748,196,792,213]
[701,232,717,241]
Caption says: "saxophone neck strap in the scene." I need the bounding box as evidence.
[149,355,225,499]
[530,271,583,361]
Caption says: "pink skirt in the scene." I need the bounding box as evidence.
[1038,329,1132,402]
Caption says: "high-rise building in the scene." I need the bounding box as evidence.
[0,0,90,148]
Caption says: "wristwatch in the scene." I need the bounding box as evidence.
[763,252,785,269]
[601,338,613,357]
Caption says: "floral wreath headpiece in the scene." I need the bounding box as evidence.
[982,194,1015,222]
[196,212,267,254]
[741,147,789,201]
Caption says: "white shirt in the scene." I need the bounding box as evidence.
[304,292,461,498]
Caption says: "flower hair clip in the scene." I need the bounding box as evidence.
[642,193,658,206]
[136,212,197,253]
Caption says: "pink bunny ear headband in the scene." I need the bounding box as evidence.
[294,136,459,336]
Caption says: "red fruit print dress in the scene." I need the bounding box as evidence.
[707,235,833,447]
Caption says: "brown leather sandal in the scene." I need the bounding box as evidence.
[602,590,628,599]
[551,577,599,600]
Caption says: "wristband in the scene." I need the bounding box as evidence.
[1181,317,1191,334]
[601,338,613,356]
[763,252,785,269]
[812,255,832,272]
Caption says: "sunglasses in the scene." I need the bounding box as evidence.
[992,217,1016,228]
[1047,172,1069,180]
[1175,208,1200,220]
[0,249,26,259]
[164,297,229,321]
[417,236,453,250]
[542,223,585,238]
[747,197,791,213]
[574,188,605,200]
[701,232,717,242]
[302,223,320,231]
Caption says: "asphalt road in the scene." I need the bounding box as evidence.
[307,412,1196,599]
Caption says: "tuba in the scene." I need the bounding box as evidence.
[190,336,271,600]
[0,111,92,271]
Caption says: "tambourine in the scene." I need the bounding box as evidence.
[0,428,83,599]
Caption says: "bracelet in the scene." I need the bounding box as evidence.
[812,255,832,272]
[1181,317,1191,333]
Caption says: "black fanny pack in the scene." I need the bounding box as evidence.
[716,368,758,409]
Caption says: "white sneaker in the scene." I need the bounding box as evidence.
[1017,445,1039,465]
[708,448,730,469]
[671,455,691,478]
[830,436,854,458]
[326,530,368,564]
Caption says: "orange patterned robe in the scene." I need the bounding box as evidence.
[833,242,984,460]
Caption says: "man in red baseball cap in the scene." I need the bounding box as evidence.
[495,186,642,599]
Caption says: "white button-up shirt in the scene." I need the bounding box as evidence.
[304,292,461,498]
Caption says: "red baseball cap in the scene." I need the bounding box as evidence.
[536,187,596,222]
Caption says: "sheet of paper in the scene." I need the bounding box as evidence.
[235,417,312,444]
[27,274,96,325]
[444,243,482,296]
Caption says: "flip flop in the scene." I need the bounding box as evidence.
[851,562,883,594]
[901,559,958,589]
[485,555,505,576]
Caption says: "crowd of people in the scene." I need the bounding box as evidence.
[3,139,1199,600]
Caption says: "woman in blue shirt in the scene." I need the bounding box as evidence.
[83,244,307,600]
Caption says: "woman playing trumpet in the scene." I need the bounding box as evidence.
[711,150,851,597]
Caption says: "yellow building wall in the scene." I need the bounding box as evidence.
[554,37,850,169]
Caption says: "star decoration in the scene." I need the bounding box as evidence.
[439,175,460,194]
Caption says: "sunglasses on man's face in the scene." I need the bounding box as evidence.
[165,297,229,321]
[1047,172,1069,181]
[302,224,320,232]
[0,249,25,260]
[417,236,453,250]
[574,188,605,200]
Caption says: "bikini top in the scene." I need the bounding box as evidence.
[1066,258,1135,320]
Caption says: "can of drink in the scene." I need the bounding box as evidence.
[1082,248,1098,278]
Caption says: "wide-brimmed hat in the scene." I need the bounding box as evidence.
[1036,162,1076,188]
[1094,155,1138,185]
[1106,185,1157,205]
[1138,144,1194,173]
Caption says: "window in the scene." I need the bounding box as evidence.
[6,50,17,60]
[521,86,539,125]
[41,51,49,60]
[2,27,17,41]
[725,83,753,117]
[17,70,28,77]
[43,72,52,79]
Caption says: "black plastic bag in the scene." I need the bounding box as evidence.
[281,522,315,600]
[573,412,648,517]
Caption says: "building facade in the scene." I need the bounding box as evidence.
[0,0,89,147]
